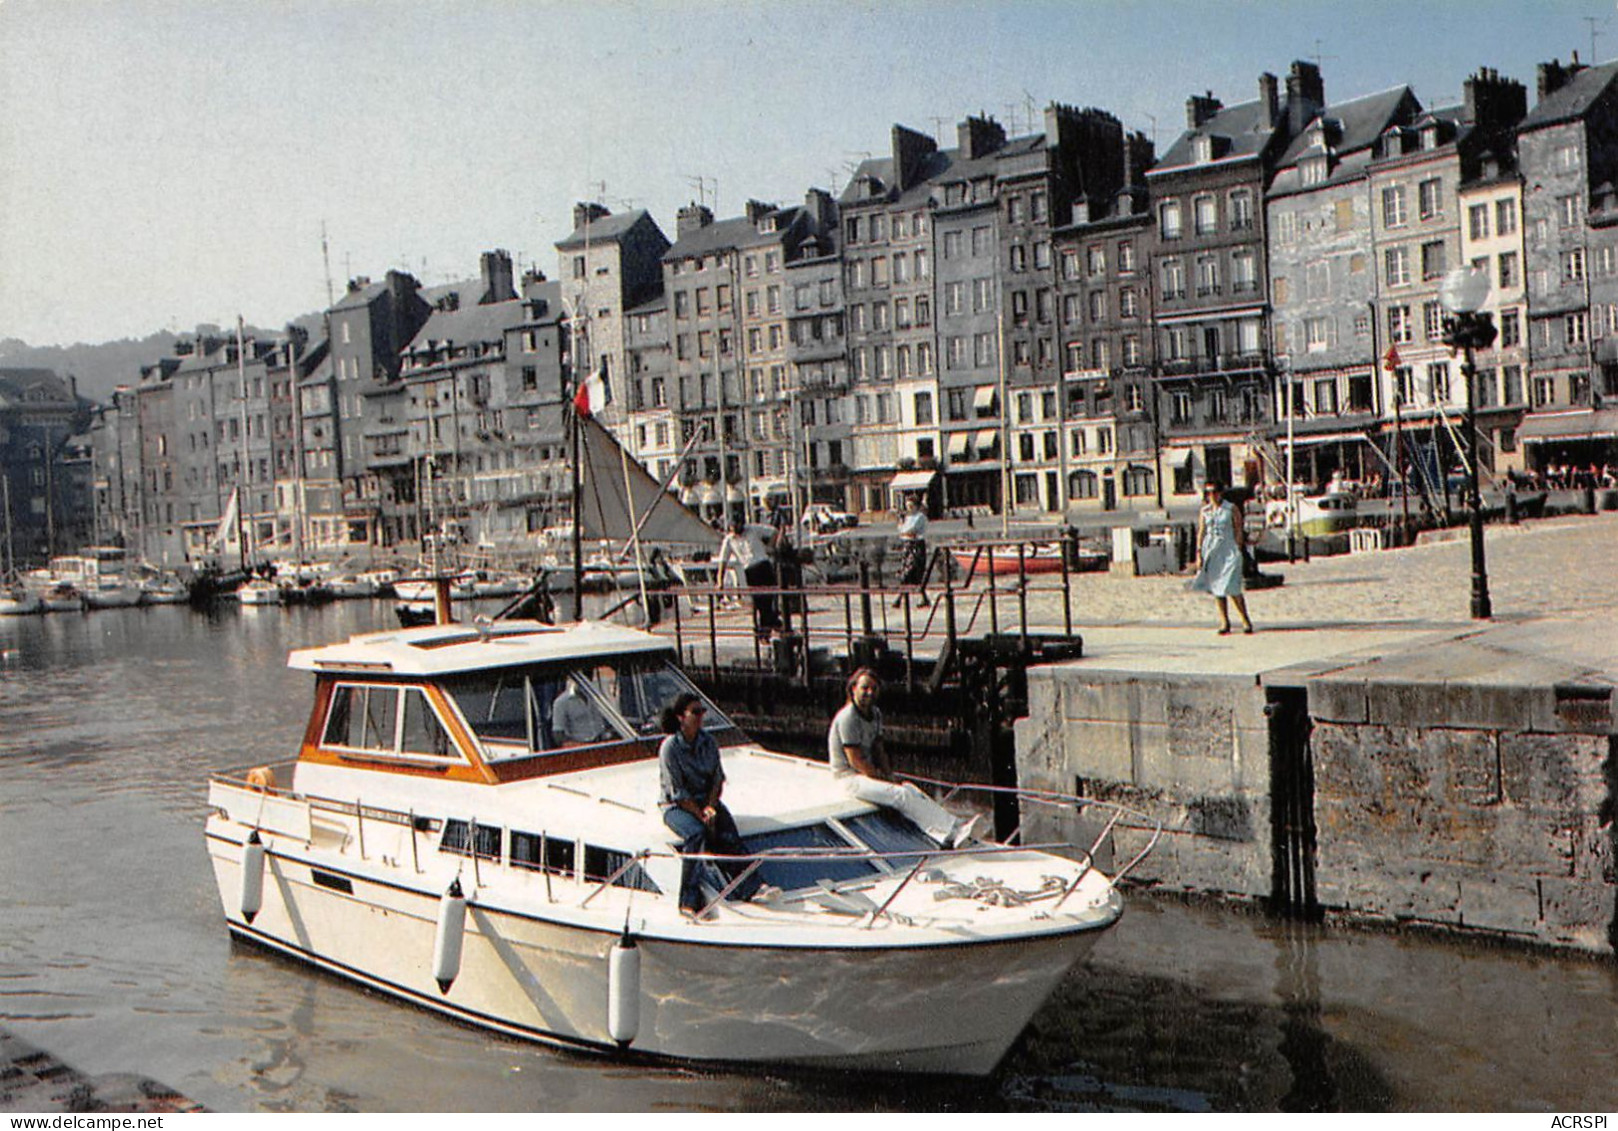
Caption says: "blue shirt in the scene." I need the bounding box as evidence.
[658,729,723,809]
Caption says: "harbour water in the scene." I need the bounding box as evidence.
[1,603,1615,1112]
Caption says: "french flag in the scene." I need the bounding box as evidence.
[572,366,609,417]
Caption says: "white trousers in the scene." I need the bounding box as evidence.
[841,775,956,843]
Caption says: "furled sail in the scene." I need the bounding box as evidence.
[575,416,719,548]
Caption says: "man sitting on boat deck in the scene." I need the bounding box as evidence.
[658,692,771,919]
[828,669,979,848]
[552,678,609,746]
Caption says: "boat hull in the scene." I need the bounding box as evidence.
[953,552,1067,577]
[207,831,1111,1076]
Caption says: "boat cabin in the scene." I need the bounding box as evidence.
[291,619,740,785]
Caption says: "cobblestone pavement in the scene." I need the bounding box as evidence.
[693,511,1618,681]
[1034,511,1618,632]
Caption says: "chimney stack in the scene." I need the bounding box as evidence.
[1537,57,1587,101]
[1186,92,1222,129]
[892,124,938,190]
[956,115,1006,161]
[1258,72,1279,130]
[1286,60,1324,134]
[478,250,515,304]
[676,202,714,236]
[572,202,611,231]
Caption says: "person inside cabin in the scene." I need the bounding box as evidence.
[658,692,770,919]
[828,669,980,848]
[552,677,609,746]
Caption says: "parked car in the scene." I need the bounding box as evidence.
[801,504,859,534]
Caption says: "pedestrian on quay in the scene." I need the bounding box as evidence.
[718,518,781,640]
[894,495,929,608]
[827,669,979,847]
[658,692,771,919]
[1189,480,1255,635]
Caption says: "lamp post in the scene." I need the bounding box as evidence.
[1439,266,1495,620]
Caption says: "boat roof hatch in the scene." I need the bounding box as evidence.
[288,618,675,677]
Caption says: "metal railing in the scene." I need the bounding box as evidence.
[651,533,1098,685]
[211,768,1162,929]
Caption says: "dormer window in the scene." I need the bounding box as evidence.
[1194,136,1216,163]
[1301,156,1329,186]
[1421,125,1440,150]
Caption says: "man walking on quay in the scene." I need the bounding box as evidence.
[828,669,978,847]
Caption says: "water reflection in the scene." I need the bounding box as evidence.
[1,604,1616,1111]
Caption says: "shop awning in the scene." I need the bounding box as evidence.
[1280,429,1375,448]
[1517,408,1618,444]
[890,469,938,492]
[973,386,997,410]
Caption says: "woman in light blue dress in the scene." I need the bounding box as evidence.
[1191,481,1255,634]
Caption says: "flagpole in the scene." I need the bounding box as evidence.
[571,397,584,620]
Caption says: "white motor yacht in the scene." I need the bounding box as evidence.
[205,618,1155,1076]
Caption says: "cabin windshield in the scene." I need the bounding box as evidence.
[440,656,734,761]
[737,823,881,892]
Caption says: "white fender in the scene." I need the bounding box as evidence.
[239,832,265,925]
[432,879,467,994]
[607,934,641,1045]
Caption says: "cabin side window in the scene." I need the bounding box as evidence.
[510,830,576,877]
[440,819,501,861]
[582,844,660,893]
[323,683,465,764]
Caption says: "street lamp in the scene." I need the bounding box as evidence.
[1439,266,1495,620]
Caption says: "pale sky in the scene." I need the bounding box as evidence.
[1,0,1612,347]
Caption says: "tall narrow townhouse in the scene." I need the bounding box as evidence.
[1150,63,1323,498]
[129,357,180,564]
[166,333,277,562]
[662,199,817,522]
[625,292,676,487]
[840,124,947,518]
[1369,73,1524,490]
[384,253,539,550]
[784,195,850,512]
[265,321,330,553]
[999,106,1140,516]
[314,269,430,549]
[1267,84,1422,488]
[1516,57,1618,471]
[555,204,672,449]
[498,274,569,541]
[736,199,817,517]
[1453,69,1530,479]
[1050,116,1157,516]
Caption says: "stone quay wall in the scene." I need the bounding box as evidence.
[1016,662,1618,953]
[1309,674,1615,952]
[1015,669,1278,900]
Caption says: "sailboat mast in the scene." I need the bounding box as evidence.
[235,318,252,571]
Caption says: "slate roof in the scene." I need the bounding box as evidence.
[405,296,529,353]
[837,132,1044,211]
[555,209,653,250]
[330,280,389,313]
[1269,86,1421,196]
[1152,98,1281,176]
[663,204,807,260]
[1519,60,1618,132]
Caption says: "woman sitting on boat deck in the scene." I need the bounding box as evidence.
[658,692,769,919]
[828,669,979,848]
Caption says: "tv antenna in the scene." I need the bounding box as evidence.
[683,174,717,211]
[320,222,335,307]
